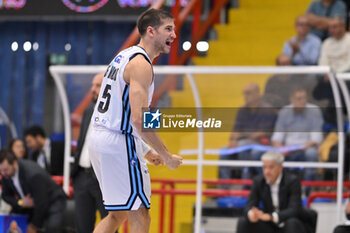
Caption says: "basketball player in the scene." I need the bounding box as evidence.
[88,9,183,233]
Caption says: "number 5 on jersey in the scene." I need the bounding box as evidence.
[98,84,111,113]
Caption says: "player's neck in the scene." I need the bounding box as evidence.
[137,41,159,62]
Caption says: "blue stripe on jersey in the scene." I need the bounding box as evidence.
[120,85,133,134]
[121,85,130,133]
[125,99,132,134]
[122,86,129,131]
[126,135,138,204]
[105,203,134,211]
[130,135,150,207]
[127,106,132,134]
[120,85,128,132]
[123,86,129,107]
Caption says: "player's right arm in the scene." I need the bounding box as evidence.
[124,55,182,169]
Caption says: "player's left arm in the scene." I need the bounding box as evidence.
[126,55,182,169]
[125,55,153,131]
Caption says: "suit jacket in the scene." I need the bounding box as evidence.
[244,171,302,224]
[71,103,95,178]
[31,140,64,175]
[1,160,66,228]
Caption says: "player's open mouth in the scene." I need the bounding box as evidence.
[166,41,171,46]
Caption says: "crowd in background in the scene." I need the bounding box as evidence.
[223,1,350,232]
[221,0,350,183]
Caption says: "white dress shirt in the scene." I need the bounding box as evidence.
[11,167,25,198]
[268,173,283,225]
[79,125,92,168]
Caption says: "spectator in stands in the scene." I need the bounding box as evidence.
[318,17,350,73]
[312,72,343,128]
[0,149,66,233]
[263,55,318,109]
[271,86,323,182]
[71,73,117,233]
[236,151,310,233]
[282,15,321,66]
[313,16,350,128]
[263,59,294,109]
[7,138,27,159]
[306,0,347,40]
[220,83,276,181]
[333,199,350,233]
[24,125,64,175]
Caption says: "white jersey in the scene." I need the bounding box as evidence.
[91,46,154,138]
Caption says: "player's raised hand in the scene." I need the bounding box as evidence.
[145,149,164,166]
[164,154,183,169]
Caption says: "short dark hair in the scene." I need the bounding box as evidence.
[0,149,17,165]
[137,8,174,36]
[24,125,46,138]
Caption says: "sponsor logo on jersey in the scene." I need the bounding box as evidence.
[131,158,138,166]
[114,55,123,64]
[94,117,108,124]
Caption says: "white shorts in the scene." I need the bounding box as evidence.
[88,127,151,211]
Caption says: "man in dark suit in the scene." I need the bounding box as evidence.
[70,73,109,233]
[0,149,66,233]
[236,150,307,233]
[24,125,64,175]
